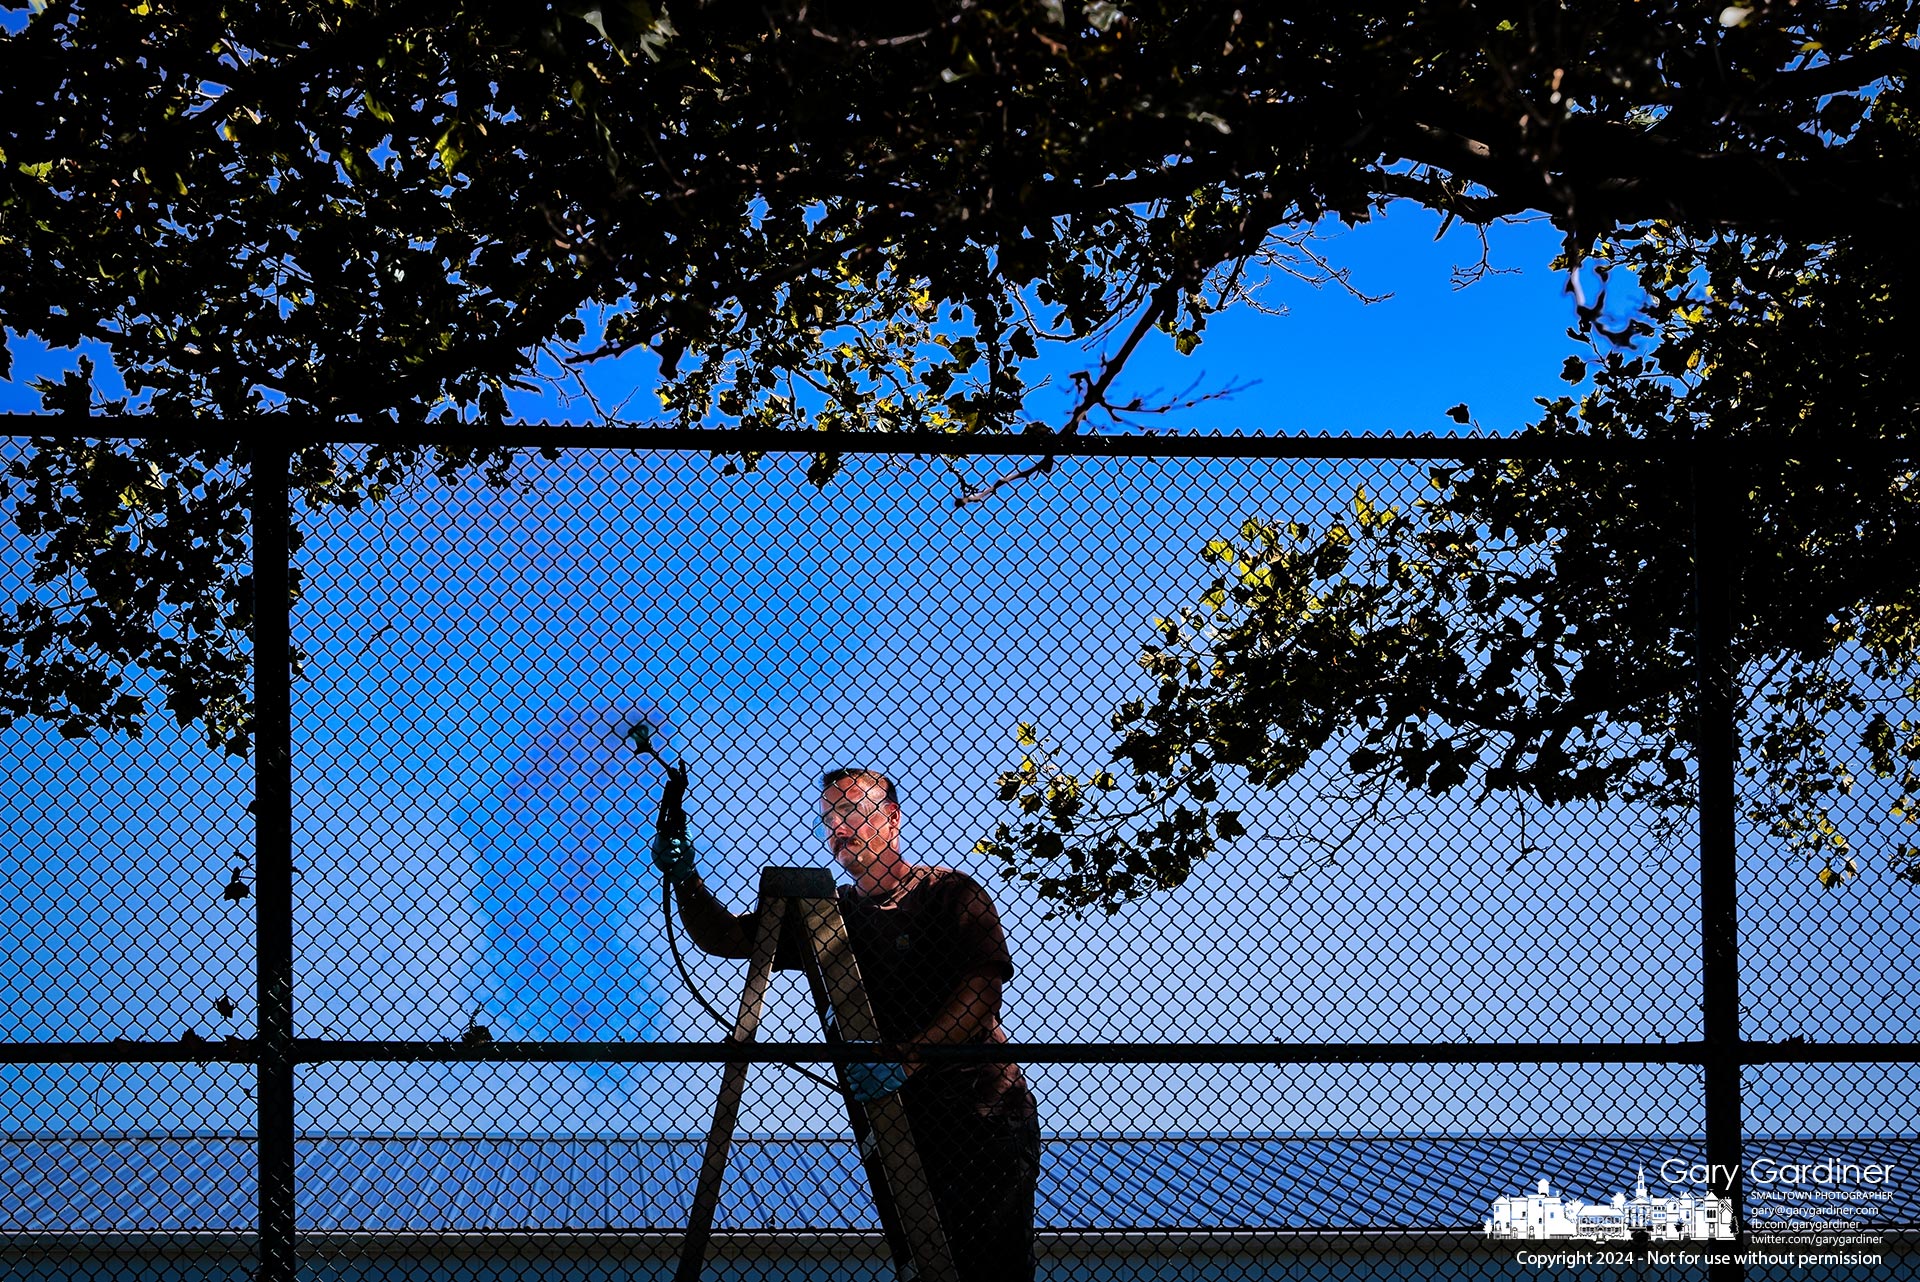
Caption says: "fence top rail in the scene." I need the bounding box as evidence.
[2,1040,1915,1065]
[4,415,1919,461]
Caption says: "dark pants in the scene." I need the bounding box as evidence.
[904,1073,1041,1282]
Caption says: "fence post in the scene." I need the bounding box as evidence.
[1690,442,1743,1273]
[253,436,296,1282]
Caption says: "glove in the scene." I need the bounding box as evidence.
[843,1053,909,1103]
[653,832,697,886]
[651,765,697,886]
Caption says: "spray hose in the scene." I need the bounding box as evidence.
[659,877,734,1029]
[629,719,842,1092]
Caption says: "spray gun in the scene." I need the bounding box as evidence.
[625,716,684,798]
[626,714,702,903]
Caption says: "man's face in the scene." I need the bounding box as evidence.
[820,775,899,876]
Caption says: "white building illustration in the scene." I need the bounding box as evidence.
[1485,1168,1737,1242]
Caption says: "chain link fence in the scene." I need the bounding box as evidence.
[1,427,1915,1280]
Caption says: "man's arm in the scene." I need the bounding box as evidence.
[671,873,756,959]
[650,765,759,960]
[901,972,1004,1073]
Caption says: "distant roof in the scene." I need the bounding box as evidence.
[6,1137,1916,1232]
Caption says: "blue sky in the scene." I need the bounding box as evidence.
[3,203,1917,1149]
[1,201,1594,433]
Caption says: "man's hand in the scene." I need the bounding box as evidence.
[651,765,697,885]
[652,832,697,886]
[843,1051,910,1103]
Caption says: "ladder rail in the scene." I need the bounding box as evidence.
[799,893,958,1282]
[674,894,788,1282]
[798,945,916,1271]
[675,869,960,1282]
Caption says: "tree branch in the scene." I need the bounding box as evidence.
[1763,44,1920,99]
[1385,110,1916,238]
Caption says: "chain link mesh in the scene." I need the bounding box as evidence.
[2,436,1914,1279]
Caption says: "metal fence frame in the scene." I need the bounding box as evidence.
[4,414,1918,1281]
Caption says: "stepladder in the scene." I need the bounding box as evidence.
[675,866,959,1282]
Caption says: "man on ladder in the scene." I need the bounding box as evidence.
[652,766,1042,1282]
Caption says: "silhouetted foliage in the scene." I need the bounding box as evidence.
[2,1,1915,898]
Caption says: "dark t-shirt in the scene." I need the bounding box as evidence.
[838,865,1031,1123]
[838,865,1009,1040]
